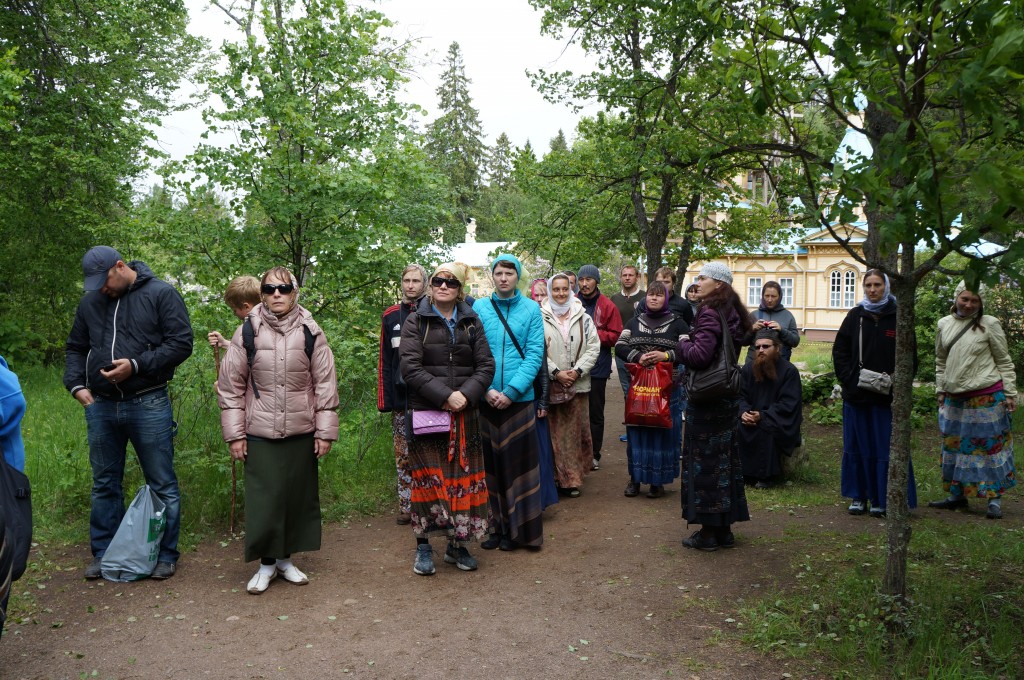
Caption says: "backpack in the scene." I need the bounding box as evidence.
[241,317,315,399]
[0,456,31,585]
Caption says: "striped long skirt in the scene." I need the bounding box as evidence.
[681,397,749,527]
[939,390,1016,498]
[407,409,489,541]
[480,401,544,547]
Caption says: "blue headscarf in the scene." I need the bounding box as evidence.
[858,271,896,314]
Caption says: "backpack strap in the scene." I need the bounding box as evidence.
[303,324,315,362]
[242,317,260,399]
[242,320,315,400]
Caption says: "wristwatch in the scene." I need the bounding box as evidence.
[551,367,560,379]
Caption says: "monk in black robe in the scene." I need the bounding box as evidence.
[738,329,803,488]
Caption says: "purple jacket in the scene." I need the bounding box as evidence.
[676,305,745,369]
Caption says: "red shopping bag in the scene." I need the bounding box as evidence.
[624,362,673,428]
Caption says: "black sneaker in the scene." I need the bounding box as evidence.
[716,531,736,549]
[682,530,718,552]
[443,544,478,571]
[84,556,102,580]
[151,561,176,580]
[480,534,501,550]
[624,481,640,497]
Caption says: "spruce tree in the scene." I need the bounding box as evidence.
[488,132,514,190]
[426,42,486,224]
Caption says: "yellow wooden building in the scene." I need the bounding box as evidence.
[684,224,868,341]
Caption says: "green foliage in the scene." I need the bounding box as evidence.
[159,0,449,390]
[526,0,794,280]
[426,41,486,226]
[0,0,204,359]
[801,372,837,405]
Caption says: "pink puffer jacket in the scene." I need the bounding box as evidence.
[217,303,339,442]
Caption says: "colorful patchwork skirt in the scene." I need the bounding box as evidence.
[938,390,1016,498]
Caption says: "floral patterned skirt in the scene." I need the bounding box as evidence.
[548,392,593,488]
[939,390,1016,498]
[407,409,489,541]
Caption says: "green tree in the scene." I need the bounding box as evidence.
[730,0,1024,599]
[165,0,448,389]
[0,0,203,359]
[548,128,568,153]
[487,132,514,190]
[425,41,486,230]
[529,0,794,284]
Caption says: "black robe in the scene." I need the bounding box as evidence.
[737,357,803,480]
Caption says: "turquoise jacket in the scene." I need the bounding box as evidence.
[473,291,545,402]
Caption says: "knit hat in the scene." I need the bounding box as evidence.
[491,253,522,277]
[698,262,733,285]
[577,264,601,284]
[82,246,122,291]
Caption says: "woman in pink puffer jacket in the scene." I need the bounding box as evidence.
[217,266,339,595]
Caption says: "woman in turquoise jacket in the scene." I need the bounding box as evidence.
[473,254,546,550]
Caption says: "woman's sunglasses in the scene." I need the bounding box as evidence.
[431,276,461,289]
[261,283,295,295]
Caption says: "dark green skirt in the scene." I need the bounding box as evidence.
[244,434,321,563]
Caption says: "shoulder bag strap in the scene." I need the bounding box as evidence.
[718,310,736,364]
[858,316,864,369]
[943,319,974,355]
[490,299,525,359]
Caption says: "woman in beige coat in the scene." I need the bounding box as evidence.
[217,267,339,593]
[540,273,600,497]
[929,281,1017,519]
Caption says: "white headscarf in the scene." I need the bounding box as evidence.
[546,273,575,316]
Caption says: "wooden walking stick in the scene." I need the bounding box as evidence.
[214,344,238,535]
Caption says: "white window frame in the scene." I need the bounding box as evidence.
[829,270,843,308]
[747,277,763,307]
[778,277,794,307]
[843,270,858,308]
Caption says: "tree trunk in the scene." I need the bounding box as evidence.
[671,192,700,294]
[882,243,917,600]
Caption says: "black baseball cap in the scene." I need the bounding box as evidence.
[82,246,122,292]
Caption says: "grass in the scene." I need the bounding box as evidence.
[791,341,835,374]
[737,409,1024,679]
[17,359,396,551]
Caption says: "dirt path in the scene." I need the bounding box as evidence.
[5,391,868,679]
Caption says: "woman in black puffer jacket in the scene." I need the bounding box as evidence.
[400,263,495,576]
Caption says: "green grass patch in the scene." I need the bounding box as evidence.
[19,359,396,551]
[791,341,835,374]
[735,406,1024,678]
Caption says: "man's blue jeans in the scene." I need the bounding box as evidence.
[85,388,180,564]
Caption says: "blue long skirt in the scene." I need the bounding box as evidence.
[627,384,684,485]
[840,402,917,510]
[534,414,560,509]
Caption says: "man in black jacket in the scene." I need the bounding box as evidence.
[64,246,193,580]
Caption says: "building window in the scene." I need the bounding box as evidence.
[830,269,858,308]
[844,270,857,308]
[778,277,794,306]
[747,277,762,307]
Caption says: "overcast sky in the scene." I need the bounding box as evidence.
[155,0,596,169]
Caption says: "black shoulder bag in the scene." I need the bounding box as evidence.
[684,309,742,403]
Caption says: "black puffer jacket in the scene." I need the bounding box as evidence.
[64,261,193,399]
[399,298,495,411]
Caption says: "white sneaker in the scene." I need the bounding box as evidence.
[592,458,600,471]
[277,565,309,585]
[247,569,274,594]
[848,500,866,515]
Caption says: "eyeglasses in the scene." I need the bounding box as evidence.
[261,283,295,295]
[431,276,461,289]
[754,344,775,351]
